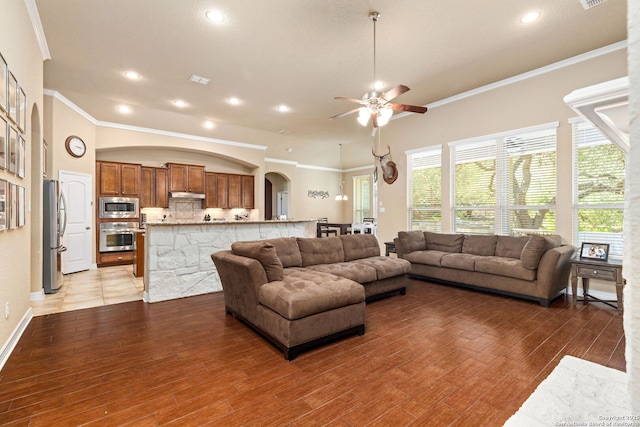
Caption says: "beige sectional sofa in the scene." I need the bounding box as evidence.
[211,234,410,360]
[394,231,575,307]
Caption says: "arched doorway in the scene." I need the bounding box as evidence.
[265,172,290,220]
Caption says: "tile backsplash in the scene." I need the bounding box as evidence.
[142,199,258,223]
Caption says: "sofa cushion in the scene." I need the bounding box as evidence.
[520,236,546,270]
[462,235,498,256]
[297,237,345,267]
[441,253,484,272]
[425,232,464,253]
[231,241,284,282]
[495,236,530,259]
[340,234,380,261]
[259,270,364,320]
[543,235,562,251]
[397,231,427,253]
[306,262,378,283]
[350,257,411,280]
[474,257,536,281]
[265,237,302,268]
[403,250,448,267]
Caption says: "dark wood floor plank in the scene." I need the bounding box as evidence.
[0,278,625,426]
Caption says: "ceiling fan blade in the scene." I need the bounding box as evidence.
[334,96,366,104]
[329,107,360,120]
[372,114,379,128]
[380,85,409,101]
[390,103,428,114]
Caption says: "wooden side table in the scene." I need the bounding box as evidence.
[384,242,396,257]
[570,256,624,313]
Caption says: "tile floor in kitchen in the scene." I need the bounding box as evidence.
[30,265,144,316]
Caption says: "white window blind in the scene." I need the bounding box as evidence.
[572,119,625,258]
[353,175,372,223]
[450,123,557,235]
[408,146,442,232]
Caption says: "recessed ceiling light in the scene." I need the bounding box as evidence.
[173,99,187,108]
[116,104,131,114]
[206,10,225,24]
[520,11,541,23]
[124,71,141,80]
[204,120,215,129]
[228,97,241,105]
[277,105,290,113]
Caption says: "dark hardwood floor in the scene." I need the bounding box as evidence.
[0,278,625,426]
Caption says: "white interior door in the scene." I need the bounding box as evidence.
[59,170,93,274]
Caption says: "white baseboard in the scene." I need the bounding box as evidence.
[0,307,33,371]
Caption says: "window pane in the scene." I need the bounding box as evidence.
[410,209,442,232]
[408,147,442,231]
[454,209,494,235]
[573,120,625,258]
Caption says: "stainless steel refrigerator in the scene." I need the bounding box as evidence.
[43,179,67,294]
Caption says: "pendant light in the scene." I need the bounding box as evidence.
[335,144,348,201]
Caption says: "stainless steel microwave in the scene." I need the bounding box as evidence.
[99,197,139,219]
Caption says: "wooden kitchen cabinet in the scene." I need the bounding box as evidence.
[133,231,145,278]
[228,174,242,208]
[241,175,255,209]
[141,167,169,208]
[205,172,218,208]
[97,161,141,197]
[167,163,205,193]
[216,173,229,208]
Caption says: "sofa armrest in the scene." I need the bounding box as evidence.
[393,237,407,259]
[536,245,576,295]
[211,250,268,322]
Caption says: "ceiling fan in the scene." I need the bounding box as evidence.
[330,12,428,129]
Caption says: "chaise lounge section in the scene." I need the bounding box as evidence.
[211,234,410,360]
[394,231,575,307]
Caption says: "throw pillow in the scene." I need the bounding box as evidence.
[231,241,284,282]
[397,231,427,253]
[520,236,546,270]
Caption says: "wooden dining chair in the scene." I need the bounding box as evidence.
[317,218,337,237]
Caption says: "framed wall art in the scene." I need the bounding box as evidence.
[18,134,25,178]
[579,242,610,261]
[0,53,6,114]
[8,71,17,124]
[0,116,6,170]
[8,126,17,174]
[18,86,26,133]
[17,185,24,227]
[9,183,16,229]
[0,179,6,231]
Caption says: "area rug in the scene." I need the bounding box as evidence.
[503,355,632,426]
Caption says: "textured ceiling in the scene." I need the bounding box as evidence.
[35,0,627,168]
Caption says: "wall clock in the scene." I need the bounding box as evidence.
[65,135,86,158]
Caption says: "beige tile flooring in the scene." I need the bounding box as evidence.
[31,265,144,316]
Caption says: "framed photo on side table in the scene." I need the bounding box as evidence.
[579,242,610,261]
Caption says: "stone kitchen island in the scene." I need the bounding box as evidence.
[143,219,316,303]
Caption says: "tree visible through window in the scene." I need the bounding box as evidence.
[408,146,442,232]
[450,123,557,235]
[572,119,625,258]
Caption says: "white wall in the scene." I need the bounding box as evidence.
[625,0,639,413]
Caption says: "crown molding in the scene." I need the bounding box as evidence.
[43,90,267,151]
[394,40,628,120]
[24,0,51,60]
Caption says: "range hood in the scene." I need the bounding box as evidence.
[169,191,205,199]
[564,76,629,154]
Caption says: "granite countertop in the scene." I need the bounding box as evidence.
[145,219,316,226]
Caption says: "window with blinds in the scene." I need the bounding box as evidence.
[450,123,557,235]
[353,175,372,223]
[572,119,625,258]
[408,146,442,232]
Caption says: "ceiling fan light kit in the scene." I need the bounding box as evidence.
[330,11,427,129]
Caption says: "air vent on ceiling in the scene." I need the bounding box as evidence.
[189,74,210,85]
[579,0,608,9]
